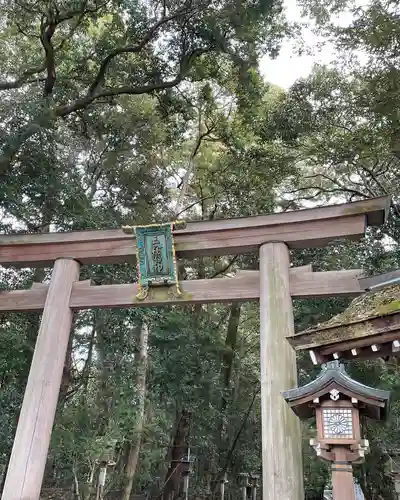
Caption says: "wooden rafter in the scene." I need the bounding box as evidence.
[0,268,365,312]
[0,196,390,267]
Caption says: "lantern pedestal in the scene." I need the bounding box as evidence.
[331,450,355,500]
[311,441,369,500]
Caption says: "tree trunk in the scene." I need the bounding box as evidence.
[220,305,241,417]
[218,304,241,453]
[233,330,245,405]
[59,317,76,403]
[121,320,149,500]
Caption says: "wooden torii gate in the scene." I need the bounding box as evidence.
[0,196,390,500]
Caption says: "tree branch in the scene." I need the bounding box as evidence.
[56,1,107,23]
[215,386,260,487]
[0,65,46,91]
[40,1,107,96]
[1,1,107,95]
[55,47,209,117]
[304,173,370,199]
[55,10,89,52]
[0,120,50,177]
[360,163,389,195]
[14,20,37,38]
[87,6,195,96]
[40,19,57,96]
[287,185,370,201]
[175,194,218,217]
[209,255,239,279]
[174,117,216,213]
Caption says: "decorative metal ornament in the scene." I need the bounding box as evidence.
[122,221,186,300]
[322,407,353,439]
[330,389,340,401]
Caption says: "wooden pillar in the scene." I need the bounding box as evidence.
[2,258,80,500]
[259,242,303,500]
[331,448,356,500]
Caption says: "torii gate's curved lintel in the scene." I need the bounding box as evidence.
[0,196,391,500]
[0,196,390,267]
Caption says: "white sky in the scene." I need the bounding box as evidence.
[260,0,358,89]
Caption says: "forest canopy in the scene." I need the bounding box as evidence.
[0,0,399,499]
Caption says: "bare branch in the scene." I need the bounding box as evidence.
[304,172,369,199]
[14,21,37,38]
[55,10,88,52]
[359,163,388,195]
[286,185,369,201]
[209,255,239,279]
[175,194,218,217]
[175,118,216,200]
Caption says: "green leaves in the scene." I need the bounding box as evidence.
[0,0,288,178]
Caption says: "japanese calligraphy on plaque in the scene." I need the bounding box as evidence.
[122,221,185,300]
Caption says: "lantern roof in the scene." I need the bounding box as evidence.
[282,361,390,420]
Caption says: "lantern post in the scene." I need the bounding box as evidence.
[238,473,249,500]
[282,361,390,500]
[180,451,194,500]
[249,474,259,500]
[218,473,228,500]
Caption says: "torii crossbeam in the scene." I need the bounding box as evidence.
[0,196,390,500]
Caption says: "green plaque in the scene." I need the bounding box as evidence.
[131,222,182,300]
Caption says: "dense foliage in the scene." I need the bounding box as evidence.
[0,0,399,499]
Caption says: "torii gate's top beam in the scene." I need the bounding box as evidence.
[0,196,390,267]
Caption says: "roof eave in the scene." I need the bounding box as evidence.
[282,366,390,416]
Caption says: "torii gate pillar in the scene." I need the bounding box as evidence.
[260,242,303,500]
[2,258,80,500]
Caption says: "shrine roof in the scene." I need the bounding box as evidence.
[288,284,400,355]
[299,284,400,333]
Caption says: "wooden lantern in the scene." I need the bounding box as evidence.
[282,361,390,500]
